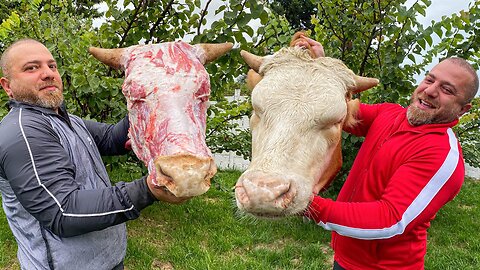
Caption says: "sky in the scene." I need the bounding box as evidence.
[405,0,473,25]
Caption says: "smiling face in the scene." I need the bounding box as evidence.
[0,40,63,110]
[407,59,473,126]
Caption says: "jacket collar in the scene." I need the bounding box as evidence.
[8,99,72,127]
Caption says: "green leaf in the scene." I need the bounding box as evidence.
[408,54,416,63]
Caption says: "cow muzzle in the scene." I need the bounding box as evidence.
[151,155,217,197]
[235,170,309,217]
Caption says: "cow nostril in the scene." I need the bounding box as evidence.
[241,177,291,203]
[277,184,296,208]
[234,184,249,205]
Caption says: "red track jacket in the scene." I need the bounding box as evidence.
[305,103,465,269]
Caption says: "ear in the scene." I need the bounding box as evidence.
[458,103,472,117]
[344,98,361,128]
[0,77,13,98]
[246,69,262,90]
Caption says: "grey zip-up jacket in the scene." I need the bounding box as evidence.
[0,100,156,270]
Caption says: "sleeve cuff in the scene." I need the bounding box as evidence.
[303,195,328,223]
[123,176,157,211]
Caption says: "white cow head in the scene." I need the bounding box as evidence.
[89,41,232,198]
[235,46,378,217]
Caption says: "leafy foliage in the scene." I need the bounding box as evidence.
[455,97,480,167]
[269,0,317,30]
[207,96,252,160]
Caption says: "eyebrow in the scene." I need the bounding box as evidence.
[426,73,458,93]
[22,59,57,68]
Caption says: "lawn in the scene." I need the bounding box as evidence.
[0,170,479,269]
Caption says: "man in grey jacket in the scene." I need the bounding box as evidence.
[0,39,184,269]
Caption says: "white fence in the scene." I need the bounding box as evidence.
[212,90,251,171]
[466,164,480,179]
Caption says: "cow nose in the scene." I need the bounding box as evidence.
[154,155,217,197]
[235,171,297,215]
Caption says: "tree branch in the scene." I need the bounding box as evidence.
[207,111,250,138]
[118,1,144,47]
[317,3,343,42]
[197,0,213,36]
[146,0,175,44]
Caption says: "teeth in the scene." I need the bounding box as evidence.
[420,99,433,108]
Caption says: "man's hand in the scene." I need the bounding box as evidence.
[146,175,190,204]
[124,139,132,151]
[290,32,325,58]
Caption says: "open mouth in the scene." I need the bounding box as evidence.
[160,185,176,197]
[419,98,435,109]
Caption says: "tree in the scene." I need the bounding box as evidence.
[0,1,21,24]
[269,0,317,30]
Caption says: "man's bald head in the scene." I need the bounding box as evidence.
[1,39,44,78]
[441,57,479,104]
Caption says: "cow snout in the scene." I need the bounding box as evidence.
[153,155,217,197]
[235,171,299,217]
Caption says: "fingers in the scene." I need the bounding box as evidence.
[146,175,191,204]
[124,139,132,151]
[293,34,325,58]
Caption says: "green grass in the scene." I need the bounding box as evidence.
[1,171,479,269]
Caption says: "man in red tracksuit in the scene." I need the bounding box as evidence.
[301,37,479,270]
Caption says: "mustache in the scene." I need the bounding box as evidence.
[37,81,62,90]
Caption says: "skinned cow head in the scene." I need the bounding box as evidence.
[235,40,378,217]
[89,41,233,197]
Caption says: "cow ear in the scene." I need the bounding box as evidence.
[344,98,361,128]
[246,69,262,90]
[350,75,379,93]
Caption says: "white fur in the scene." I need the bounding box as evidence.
[236,47,357,216]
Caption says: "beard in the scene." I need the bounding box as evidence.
[13,81,64,110]
[406,105,434,126]
[407,95,458,126]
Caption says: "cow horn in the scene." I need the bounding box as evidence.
[352,75,379,93]
[196,43,234,64]
[88,47,125,70]
[240,50,264,73]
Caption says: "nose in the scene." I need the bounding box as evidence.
[235,171,297,216]
[423,83,439,97]
[40,66,56,80]
[153,155,216,197]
